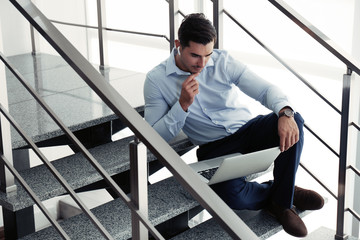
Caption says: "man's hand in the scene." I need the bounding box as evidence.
[179,73,200,111]
[278,112,299,152]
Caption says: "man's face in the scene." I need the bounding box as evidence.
[175,40,214,74]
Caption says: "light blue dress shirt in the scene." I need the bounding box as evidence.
[144,48,291,145]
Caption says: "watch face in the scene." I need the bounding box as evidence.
[284,109,294,117]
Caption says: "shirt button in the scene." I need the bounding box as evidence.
[204,108,207,112]
[214,121,218,124]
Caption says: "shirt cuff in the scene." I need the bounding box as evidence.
[171,101,189,122]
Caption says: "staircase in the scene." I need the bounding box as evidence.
[1,0,360,239]
[2,49,199,238]
[0,52,326,239]
[3,52,290,239]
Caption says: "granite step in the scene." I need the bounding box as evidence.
[171,207,311,240]
[6,53,147,149]
[0,133,194,212]
[19,177,199,240]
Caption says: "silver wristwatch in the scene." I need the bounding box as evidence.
[279,108,294,118]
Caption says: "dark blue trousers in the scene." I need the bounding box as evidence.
[196,113,304,210]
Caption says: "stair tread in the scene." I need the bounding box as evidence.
[171,207,311,239]
[19,177,199,240]
[0,134,194,211]
[7,53,146,149]
[0,136,133,211]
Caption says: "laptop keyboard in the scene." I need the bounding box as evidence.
[198,167,218,180]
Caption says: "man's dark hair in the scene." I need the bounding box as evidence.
[178,13,217,48]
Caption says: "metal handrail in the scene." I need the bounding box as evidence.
[346,207,360,222]
[267,1,359,239]
[49,19,171,43]
[222,8,342,200]
[31,0,181,65]
[350,122,360,132]
[223,9,341,115]
[1,43,163,240]
[300,162,337,200]
[304,124,339,158]
[10,0,259,239]
[348,165,360,178]
[269,0,360,76]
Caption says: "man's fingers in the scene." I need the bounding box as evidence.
[183,75,199,94]
[179,73,200,111]
[279,133,299,152]
[184,80,198,94]
[189,78,199,88]
[183,72,200,84]
[278,116,299,152]
[279,136,285,152]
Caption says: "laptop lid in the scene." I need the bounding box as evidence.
[190,147,281,185]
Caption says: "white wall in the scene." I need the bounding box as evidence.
[0,0,32,56]
[0,0,89,57]
[34,0,89,58]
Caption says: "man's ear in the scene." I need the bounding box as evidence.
[174,40,181,48]
[175,40,182,56]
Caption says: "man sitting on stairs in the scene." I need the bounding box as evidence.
[143,13,324,238]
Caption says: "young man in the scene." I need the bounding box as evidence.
[144,13,324,237]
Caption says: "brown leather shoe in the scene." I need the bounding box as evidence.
[293,186,324,210]
[268,203,308,237]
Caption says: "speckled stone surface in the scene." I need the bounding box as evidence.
[2,52,198,213]
[6,53,145,148]
[0,136,134,211]
[19,177,199,240]
[0,133,194,211]
[171,207,311,240]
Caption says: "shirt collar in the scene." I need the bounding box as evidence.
[166,47,214,76]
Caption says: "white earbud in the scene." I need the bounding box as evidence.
[177,46,181,56]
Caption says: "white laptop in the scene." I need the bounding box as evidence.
[189,147,281,185]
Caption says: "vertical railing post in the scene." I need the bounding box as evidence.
[336,68,352,240]
[130,137,149,239]
[168,0,179,52]
[212,0,223,49]
[97,0,108,71]
[30,25,37,55]
[29,0,38,55]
